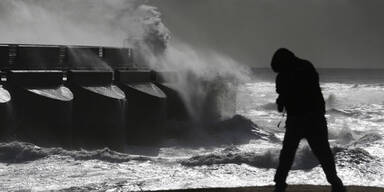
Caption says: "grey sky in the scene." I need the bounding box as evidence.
[150,0,384,69]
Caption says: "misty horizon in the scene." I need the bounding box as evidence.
[252,67,384,70]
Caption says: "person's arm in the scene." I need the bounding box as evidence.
[275,73,286,112]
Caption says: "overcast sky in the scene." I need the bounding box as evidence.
[150,0,384,69]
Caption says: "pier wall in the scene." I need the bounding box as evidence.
[0,44,236,149]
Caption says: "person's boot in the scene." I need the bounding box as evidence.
[330,177,346,192]
[273,182,287,192]
[331,185,346,192]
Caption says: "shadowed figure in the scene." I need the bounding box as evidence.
[271,48,345,192]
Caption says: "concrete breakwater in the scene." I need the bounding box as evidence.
[0,44,236,151]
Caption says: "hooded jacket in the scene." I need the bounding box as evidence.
[273,49,325,116]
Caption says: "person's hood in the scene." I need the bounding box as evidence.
[271,48,297,73]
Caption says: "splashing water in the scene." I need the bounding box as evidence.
[129,4,251,123]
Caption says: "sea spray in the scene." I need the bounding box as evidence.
[67,48,113,71]
[129,5,252,125]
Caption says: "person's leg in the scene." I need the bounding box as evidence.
[306,119,345,191]
[274,128,301,191]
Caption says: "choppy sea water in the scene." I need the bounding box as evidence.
[1,69,384,191]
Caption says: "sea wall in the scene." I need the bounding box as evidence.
[0,44,236,149]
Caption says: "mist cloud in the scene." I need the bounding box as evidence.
[0,0,138,46]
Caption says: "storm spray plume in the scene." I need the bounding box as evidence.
[0,0,252,125]
[129,5,252,124]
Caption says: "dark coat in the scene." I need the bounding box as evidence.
[275,58,325,116]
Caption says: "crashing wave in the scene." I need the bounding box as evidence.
[325,93,337,110]
[261,102,277,111]
[327,108,354,116]
[333,147,381,176]
[180,147,280,168]
[180,144,320,170]
[335,147,375,165]
[164,115,279,146]
[328,124,356,145]
[0,141,152,164]
[208,115,278,142]
[181,141,381,172]
[349,133,383,147]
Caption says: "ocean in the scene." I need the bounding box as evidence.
[1,68,384,191]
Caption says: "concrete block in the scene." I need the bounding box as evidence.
[0,45,9,70]
[152,71,179,83]
[118,82,167,145]
[13,45,63,70]
[67,70,113,86]
[7,84,73,147]
[0,86,12,140]
[69,83,126,151]
[102,47,133,69]
[156,83,190,121]
[115,70,152,83]
[6,70,64,88]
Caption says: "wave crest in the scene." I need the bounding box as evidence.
[0,141,152,164]
[180,144,320,170]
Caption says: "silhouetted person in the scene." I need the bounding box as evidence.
[271,48,345,192]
